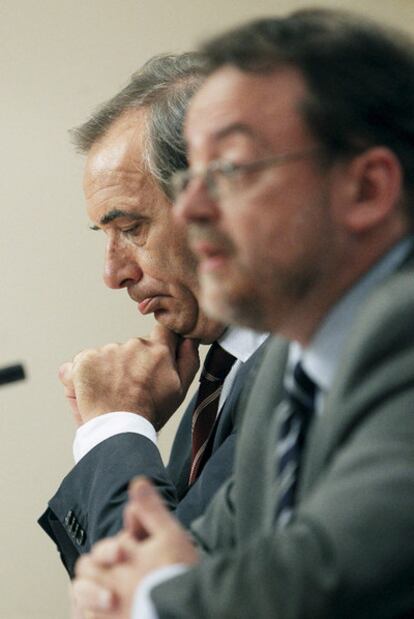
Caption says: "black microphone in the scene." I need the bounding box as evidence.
[0,364,26,386]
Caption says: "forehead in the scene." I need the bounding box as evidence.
[85,109,155,197]
[185,65,311,156]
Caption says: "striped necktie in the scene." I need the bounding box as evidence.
[188,342,236,485]
[275,361,317,526]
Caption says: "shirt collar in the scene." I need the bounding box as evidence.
[218,326,268,363]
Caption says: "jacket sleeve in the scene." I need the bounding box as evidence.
[38,404,238,577]
[38,432,177,577]
[38,342,268,578]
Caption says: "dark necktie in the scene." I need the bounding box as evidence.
[188,342,236,485]
[275,361,317,526]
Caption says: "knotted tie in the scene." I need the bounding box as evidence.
[188,342,236,485]
[275,361,317,526]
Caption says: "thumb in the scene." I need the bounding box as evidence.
[123,501,148,541]
[59,362,74,392]
[149,323,180,356]
[176,338,200,391]
[59,362,82,427]
[126,477,180,537]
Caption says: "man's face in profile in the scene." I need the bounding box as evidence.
[84,108,221,342]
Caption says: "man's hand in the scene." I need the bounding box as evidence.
[72,477,199,617]
[59,325,200,428]
[59,362,83,427]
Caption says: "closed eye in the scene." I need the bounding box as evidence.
[122,220,150,246]
[122,223,142,237]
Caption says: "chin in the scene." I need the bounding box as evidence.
[155,310,181,332]
[154,309,195,337]
[200,278,261,330]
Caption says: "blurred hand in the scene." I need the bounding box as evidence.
[73,478,199,617]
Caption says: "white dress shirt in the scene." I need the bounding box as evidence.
[132,237,413,619]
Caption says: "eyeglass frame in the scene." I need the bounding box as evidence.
[170,146,325,203]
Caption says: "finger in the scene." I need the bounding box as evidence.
[176,338,200,389]
[149,324,180,356]
[70,591,108,619]
[59,362,74,389]
[72,579,116,614]
[91,536,129,567]
[59,363,82,425]
[123,500,149,540]
[127,477,181,535]
[75,554,100,579]
[69,583,84,619]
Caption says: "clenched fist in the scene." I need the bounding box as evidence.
[59,324,200,430]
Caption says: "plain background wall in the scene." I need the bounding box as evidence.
[0,1,413,616]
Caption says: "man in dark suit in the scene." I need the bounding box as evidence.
[72,9,414,619]
[38,53,267,578]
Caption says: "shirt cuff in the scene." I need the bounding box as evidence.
[73,412,157,464]
[131,565,190,619]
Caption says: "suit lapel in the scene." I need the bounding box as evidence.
[166,392,196,498]
[236,337,289,528]
[169,338,270,495]
[198,338,270,473]
[299,251,414,498]
[214,338,270,440]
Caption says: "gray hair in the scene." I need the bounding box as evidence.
[71,52,206,199]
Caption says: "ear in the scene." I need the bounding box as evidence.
[332,147,403,233]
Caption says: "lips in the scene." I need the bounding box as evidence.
[137,296,163,315]
[191,240,228,273]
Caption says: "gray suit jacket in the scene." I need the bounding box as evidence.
[152,257,414,618]
[38,341,267,577]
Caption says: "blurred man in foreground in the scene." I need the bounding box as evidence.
[73,9,414,619]
[38,53,267,577]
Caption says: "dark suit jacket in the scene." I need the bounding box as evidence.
[38,341,266,577]
[152,256,414,618]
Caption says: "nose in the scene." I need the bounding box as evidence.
[174,178,220,225]
[103,238,143,290]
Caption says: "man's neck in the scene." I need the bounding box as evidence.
[292,235,414,394]
[279,232,411,346]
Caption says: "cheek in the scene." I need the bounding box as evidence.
[141,249,163,272]
[232,209,279,269]
[154,216,184,260]
[162,228,199,285]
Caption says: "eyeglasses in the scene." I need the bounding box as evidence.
[171,146,323,203]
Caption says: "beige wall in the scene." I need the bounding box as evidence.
[1,1,413,616]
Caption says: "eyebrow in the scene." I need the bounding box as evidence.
[89,209,143,230]
[212,122,256,143]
